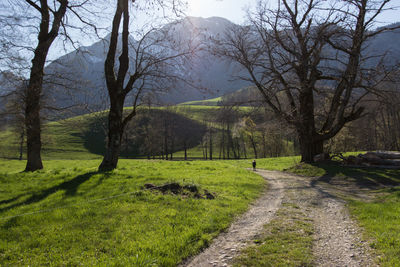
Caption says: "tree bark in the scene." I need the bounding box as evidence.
[209,128,213,160]
[250,134,258,159]
[24,0,68,172]
[184,140,187,160]
[99,0,131,171]
[98,99,124,171]
[297,88,323,162]
[298,132,323,163]
[19,128,24,161]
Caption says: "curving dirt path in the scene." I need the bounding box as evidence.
[281,171,376,266]
[181,170,284,267]
[181,170,375,267]
[310,186,375,265]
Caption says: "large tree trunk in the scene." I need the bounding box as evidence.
[99,100,124,171]
[298,132,323,163]
[99,0,130,171]
[25,55,46,171]
[25,103,43,170]
[23,1,68,171]
[298,89,323,162]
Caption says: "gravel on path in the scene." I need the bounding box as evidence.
[181,170,284,267]
[181,170,376,267]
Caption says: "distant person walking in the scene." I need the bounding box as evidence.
[252,160,256,171]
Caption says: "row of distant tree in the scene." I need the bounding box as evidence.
[1,0,399,171]
[220,81,400,154]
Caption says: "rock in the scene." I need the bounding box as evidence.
[370,151,400,160]
[362,152,381,160]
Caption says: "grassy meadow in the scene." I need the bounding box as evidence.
[0,159,265,266]
[0,153,400,265]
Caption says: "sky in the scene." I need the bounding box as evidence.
[186,0,254,24]
[185,0,400,26]
[2,0,400,68]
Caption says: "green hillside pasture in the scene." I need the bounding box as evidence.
[42,117,104,160]
[174,105,252,123]
[0,114,103,160]
[0,105,262,160]
[178,97,222,106]
[0,159,265,266]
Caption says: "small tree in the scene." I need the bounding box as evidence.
[0,73,27,159]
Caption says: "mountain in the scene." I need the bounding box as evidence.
[43,17,249,114]
[42,18,400,115]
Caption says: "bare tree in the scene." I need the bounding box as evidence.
[0,73,27,159]
[99,0,194,170]
[0,0,101,171]
[216,0,399,162]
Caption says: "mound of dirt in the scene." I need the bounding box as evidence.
[143,182,215,199]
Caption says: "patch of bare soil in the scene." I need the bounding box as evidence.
[144,182,216,199]
[181,170,284,267]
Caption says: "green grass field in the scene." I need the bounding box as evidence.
[0,159,265,266]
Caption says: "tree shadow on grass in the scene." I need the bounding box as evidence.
[311,163,400,190]
[0,171,100,214]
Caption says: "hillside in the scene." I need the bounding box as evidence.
[0,104,296,160]
[0,108,208,160]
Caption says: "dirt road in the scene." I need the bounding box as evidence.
[182,170,375,267]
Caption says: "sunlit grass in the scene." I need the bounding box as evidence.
[0,159,264,266]
[348,187,400,266]
[178,97,222,106]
